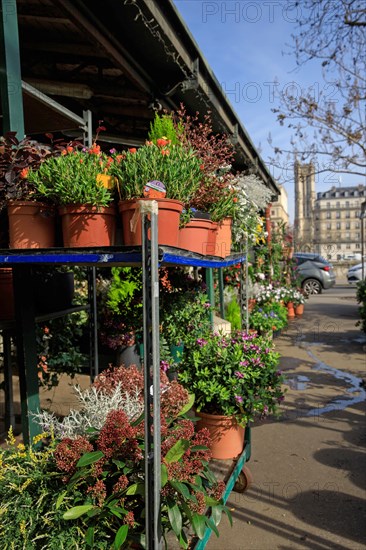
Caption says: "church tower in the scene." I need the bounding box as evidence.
[294,161,316,251]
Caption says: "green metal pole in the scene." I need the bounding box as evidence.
[0,0,25,136]
[205,268,214,327]
[218,268,225,319]
[13,267,41,445]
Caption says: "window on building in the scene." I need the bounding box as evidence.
[336,201,340,208]
[337,245,341,250]
[355,211,360,217]
[345,232,350,239]
[346,212,350,218]
[345,201,349,207]
[346,244,351,249]
[355,222,360,229]
[271,210,275,216]
[336,222,341,230]
[326,223,331,230]
[355,243,360,249]
[356,233,361,239]
[336,211,340,218]
[346,222,350,229]
[327,212,331,219]
[326,202,330,209]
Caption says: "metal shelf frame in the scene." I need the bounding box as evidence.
[0,232,247,550]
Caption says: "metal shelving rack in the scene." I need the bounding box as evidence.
[0,207,248,550]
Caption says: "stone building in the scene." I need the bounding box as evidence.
[270,184,289,228]
[294,161,316,250]
[313,184,366,261]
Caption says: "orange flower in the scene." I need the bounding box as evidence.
[156,138,170,147]
[233,197,238,203]
[66,146,74,153]
[160,148,170,156]
[19,168,29,179]
[129,148,137,154]
[79,158,84,164]
[61,149,67,156]
[145,140,153,146]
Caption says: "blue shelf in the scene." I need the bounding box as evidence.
[0,246,246,268]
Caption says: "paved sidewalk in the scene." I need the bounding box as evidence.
[207,286,366,549]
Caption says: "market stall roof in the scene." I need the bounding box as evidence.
[2,0,279,195]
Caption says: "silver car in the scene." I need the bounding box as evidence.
[293,253,336,295]
[347,263,366,284]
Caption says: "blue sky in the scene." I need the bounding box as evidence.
[172,1,362,222]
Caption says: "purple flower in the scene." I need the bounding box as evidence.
[235,395,243,403]
[203,302,211,309]
[160,360,170,373]
[109,148,117,154]
[196,338,208,347]
[277,395,285,402]
[239,360,249,367]
[235,371,244,378]
[276,370,282,376]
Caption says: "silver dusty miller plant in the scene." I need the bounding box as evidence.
[33,383,143,439]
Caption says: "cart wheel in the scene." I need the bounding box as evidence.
[233,466,253,493]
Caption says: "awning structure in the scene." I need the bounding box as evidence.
[1,0,279,195]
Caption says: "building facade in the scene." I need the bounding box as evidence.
[270,184,289,228]
[294,162,316,249]
[313,185,366,261]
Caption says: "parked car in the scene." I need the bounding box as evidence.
[293,253,336,295]
[347,263,366,284]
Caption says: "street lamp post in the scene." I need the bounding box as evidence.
[361,201,366,282]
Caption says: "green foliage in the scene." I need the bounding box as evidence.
[178,330,284,425]
[161,291,211,347]
[249,303,288,334]
[0,430,82,549]
[110,142,204,204]
[28,146,114,207]
[106,267,142,315]
[225,299,241,330]
[148,113,182,145]
[356,279,366,333]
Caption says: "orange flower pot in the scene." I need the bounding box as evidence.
[295,304,304,316]
[8,200,56,248]
[119,198,183,247]
[179,218,214,255]
[214,217,232,257]
[195,410,245,460]
[59,204,116,247]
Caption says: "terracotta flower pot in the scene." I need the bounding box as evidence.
[59,204,116,247]
[178,218,214,255]
[287,301,295,319]
[7,200,56,248]
[295,303,304,316]
[195,410,245,459]
[119,198,183,247]
[214,217,232,257]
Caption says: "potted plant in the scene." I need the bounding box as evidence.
[293,289,306,316]
[178,330,284,459]
[0,132,56,248]
[27,141,116,247]
[18,365,232,548]
[110,137,203,247]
